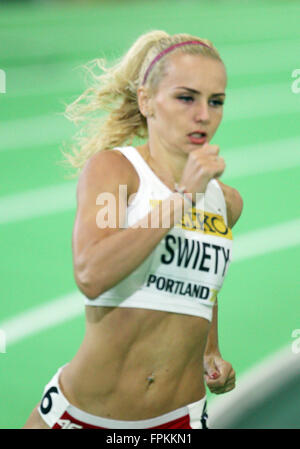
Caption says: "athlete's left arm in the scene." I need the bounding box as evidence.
[203,181,244,394]
[216,180,244,230]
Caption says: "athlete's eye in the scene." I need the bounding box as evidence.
[209,99,224,107]
[177,95,194,103]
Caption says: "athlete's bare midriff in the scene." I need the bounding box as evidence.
[59,306,210,420]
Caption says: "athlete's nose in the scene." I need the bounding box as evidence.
[194,100,210,123]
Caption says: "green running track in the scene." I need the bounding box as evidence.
[0,0,299,429]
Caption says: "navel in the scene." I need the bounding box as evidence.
[146,373,155,386]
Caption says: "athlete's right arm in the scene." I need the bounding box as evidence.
[72,150,186,299]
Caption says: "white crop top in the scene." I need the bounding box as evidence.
[84,146,233,322]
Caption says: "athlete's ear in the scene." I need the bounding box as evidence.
[137,86,152,118]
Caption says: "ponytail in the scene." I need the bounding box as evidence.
[60,30,169,176]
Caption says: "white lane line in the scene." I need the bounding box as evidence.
[1,80,299,152]
[0,218,299,347]
[3,60,87,98]
[222,136,300,179]
[223,82,300,121]
[0,182,77,224]
[208,344,300,428]
[1,136,299,225]
[0,292,84,347]
[232,218,300,262]
[0,113,76,152]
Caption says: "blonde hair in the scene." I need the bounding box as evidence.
[61,30,223,177]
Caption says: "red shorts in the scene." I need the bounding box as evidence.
[38,366,208,429]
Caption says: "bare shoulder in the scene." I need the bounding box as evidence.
[77,149,138,198]
[216,179,244,229]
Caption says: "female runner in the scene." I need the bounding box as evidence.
[24,30,243,429]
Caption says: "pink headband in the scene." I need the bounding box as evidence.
[142,40,212,85]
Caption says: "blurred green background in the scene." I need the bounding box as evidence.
[0,0,299,429]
